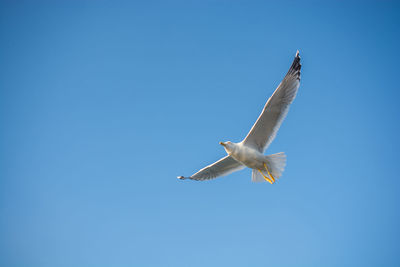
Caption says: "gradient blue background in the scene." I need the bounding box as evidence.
[1,1,399,266]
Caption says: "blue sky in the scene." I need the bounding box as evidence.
[1,1,399,266]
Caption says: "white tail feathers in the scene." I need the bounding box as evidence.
[251,152,287,183]
[265,152,287,178]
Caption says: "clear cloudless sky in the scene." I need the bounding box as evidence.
[1,1,399,266]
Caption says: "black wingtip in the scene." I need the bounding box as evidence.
[287,50,301,80]
[177,176,186,180]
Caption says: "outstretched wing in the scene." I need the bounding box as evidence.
[178,156,244,181]
[242,51,301,152]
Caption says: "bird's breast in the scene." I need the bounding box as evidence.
[230,145,264,169]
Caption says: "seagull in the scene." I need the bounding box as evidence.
[178,51,301,183]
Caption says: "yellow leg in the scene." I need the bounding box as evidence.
[264,163,275,183]
[258,169,274,184]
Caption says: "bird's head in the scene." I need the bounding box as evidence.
[219,141,235,154]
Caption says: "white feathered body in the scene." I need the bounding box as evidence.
[222,142,287,182]
[224,142,266,169]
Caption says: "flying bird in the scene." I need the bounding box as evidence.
[178,51,301,183]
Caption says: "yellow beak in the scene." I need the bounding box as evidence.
[219,142,225,146]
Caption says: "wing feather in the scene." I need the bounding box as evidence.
[178,156,244,181]
[242,51,301,152]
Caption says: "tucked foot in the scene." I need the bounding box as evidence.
[264,176,274,184]
[258,169,274,184]
[264,163,276,183]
